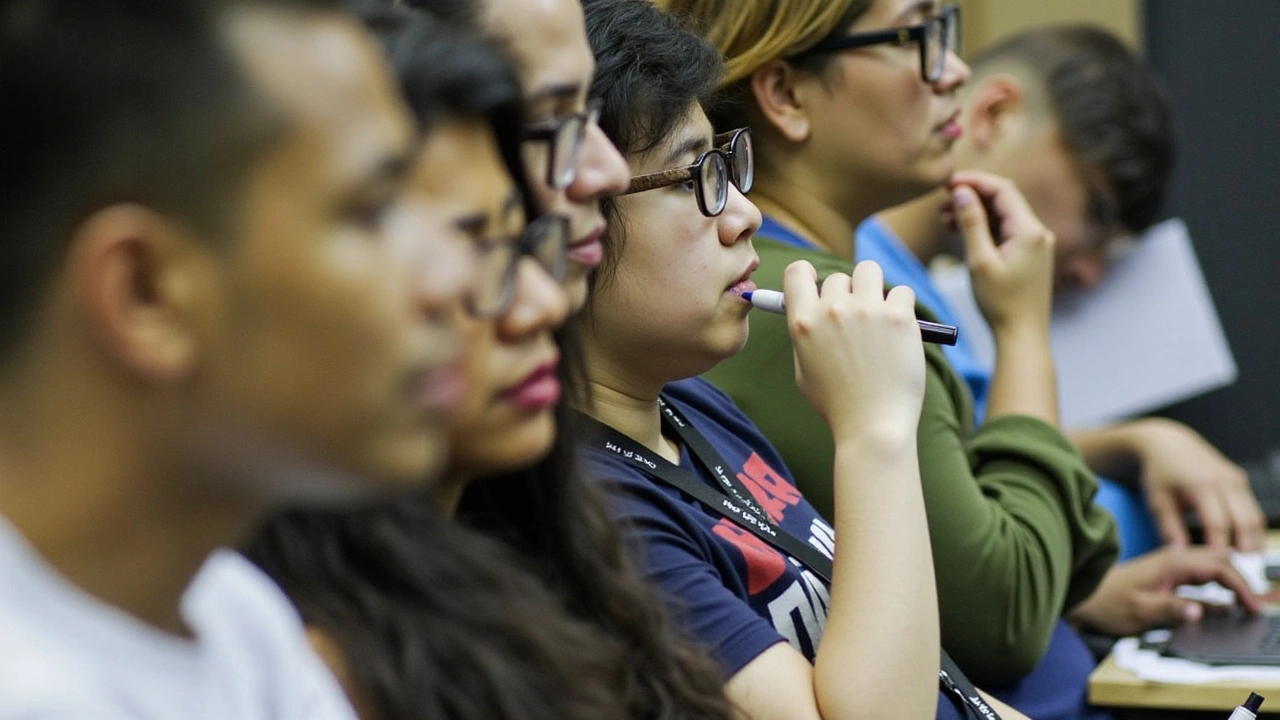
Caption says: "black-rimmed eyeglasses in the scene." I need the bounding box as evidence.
[523,98,603,190]
[468,214,570,318]
[620,127,754,218]
[788,3,959,84]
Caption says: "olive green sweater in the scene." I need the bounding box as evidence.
[704,236,1118,684]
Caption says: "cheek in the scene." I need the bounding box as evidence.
[562,262,590,311]
[458,323,499,409]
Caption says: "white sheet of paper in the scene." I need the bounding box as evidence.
[1112,637,1280,685]
[930,217,1238,427]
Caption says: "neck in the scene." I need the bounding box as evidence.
[0,353,255,636]
[586,374,671,451]
[876,187,953,264]
[434,471,467,516]
[751,182,858,259]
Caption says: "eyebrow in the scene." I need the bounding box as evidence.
[525,82,582,105]
[347,152,411,202]
[664,134,711,166]
[456,189,524,236]
[893,0,938,24]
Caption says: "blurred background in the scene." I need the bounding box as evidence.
[961,0,1280,465]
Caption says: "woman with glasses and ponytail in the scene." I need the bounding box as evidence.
[655,0,1123,718]
[573,0,1030,718]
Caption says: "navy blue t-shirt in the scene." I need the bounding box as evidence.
[580,377,967,720]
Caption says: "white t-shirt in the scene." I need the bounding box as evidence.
[0,516,359,720]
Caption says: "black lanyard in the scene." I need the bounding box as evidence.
[580,397,836,583]
[579,396,1001,720]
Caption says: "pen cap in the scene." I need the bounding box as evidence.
[1246,693,1264,713]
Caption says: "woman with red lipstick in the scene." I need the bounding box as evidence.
[660,1,1123,719]
[572,1,1030,719]
[409,0,632,313]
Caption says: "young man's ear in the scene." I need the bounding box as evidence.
[749,59,813,143]
[964,74,1026,154]
[72,204,208,383]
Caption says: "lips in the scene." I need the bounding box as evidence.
[501,359,561,412]
[567,224,605,267]
[725,257,760,297]
[937,108,962,140]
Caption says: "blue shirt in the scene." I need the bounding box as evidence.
[855,217,991,421]
[580,377,968,719]
[854,217,1157,561]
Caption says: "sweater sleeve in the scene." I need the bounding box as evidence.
[704,238,1117,685]
[917,345,1117,683]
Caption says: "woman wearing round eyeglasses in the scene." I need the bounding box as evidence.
[572,1,1036,719]
[660,1,1121,719]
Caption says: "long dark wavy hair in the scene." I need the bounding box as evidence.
[247,3,735,720]
[246,498,628,720]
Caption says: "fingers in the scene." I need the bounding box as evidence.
[1162,547,1263,616]
[849,259,883,301]
[950,184,998,268]
[782,260,819,320]
[1187,486,1232,549]
[1138,591,1204,626]
[821,267,854,301]
[1223,474,1267,552]
[949,171,1052,246]
[1148,490,1191,549]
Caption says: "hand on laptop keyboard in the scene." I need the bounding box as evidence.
[1067,545,1263,637]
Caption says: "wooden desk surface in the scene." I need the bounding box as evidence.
[1088,531,1280,713]
[1088,653,1280,712]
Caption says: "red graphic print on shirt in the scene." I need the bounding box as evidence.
[711,520,787,594]
[737,452,803,523]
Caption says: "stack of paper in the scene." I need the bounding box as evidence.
[930,218,1238,428]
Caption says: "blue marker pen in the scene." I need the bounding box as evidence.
[742,289,959,346]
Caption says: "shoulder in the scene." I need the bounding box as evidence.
[753,235,853,281]
[665,379,780,458]
[184,551,358,720]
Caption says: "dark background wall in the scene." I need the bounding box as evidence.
[1144,0,1280,462]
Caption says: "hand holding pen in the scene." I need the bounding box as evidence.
[742,290,958,345]
[779,260,927,439]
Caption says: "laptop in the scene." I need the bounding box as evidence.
[1163,611,1280,666]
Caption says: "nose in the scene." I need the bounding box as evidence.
[1059,242,1111,289]
[566,123,629,203]
[933,49,971,94]
[1061,250,1106,290]
[719,184,762,247]
[495,258,571,342]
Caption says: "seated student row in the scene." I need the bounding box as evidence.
[249,0,1014,718]
[1,1,1259,720]
[252,1,1262,719]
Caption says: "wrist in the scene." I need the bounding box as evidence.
[991,317,1051,346]
[1122,417,1182,458]
[830,420,918,457]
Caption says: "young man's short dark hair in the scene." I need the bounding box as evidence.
[0,0,338,363]
[970,26,1175,235]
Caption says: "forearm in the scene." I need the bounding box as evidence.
[919,360,1117,682]
[814,431,938,720]
[986,322,1058,427]
[1068,417,1181,480]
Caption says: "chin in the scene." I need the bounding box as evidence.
[564,271,590,313]
[449,413,558,478]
